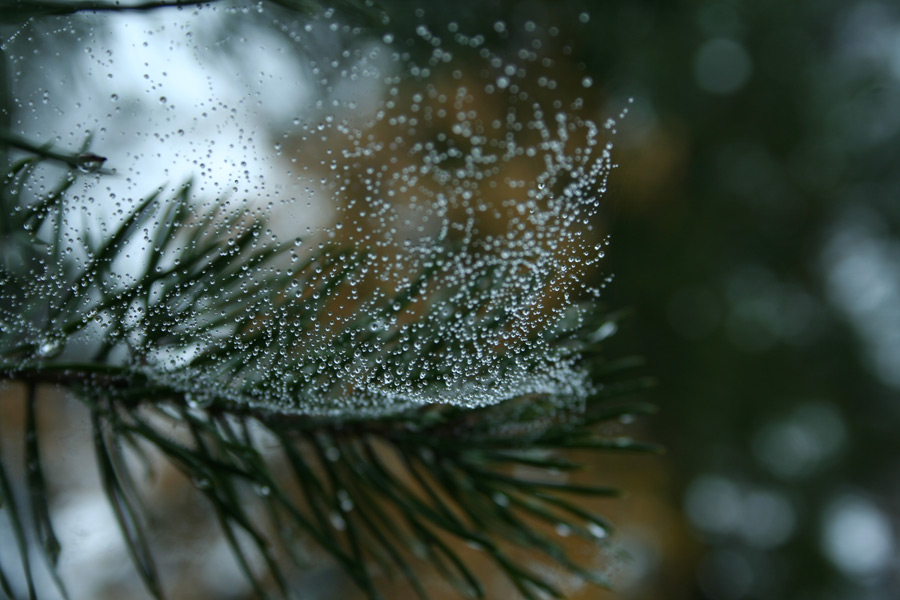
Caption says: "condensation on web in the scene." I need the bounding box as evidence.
[1,5,624,417]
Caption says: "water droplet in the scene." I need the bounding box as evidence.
[185,392,214,409]
[591,321,618,342]
[337,489,354,511]
[36,338,63,359]
[588,523,608,539]
[75,153,106,173]
[329,511,346,531]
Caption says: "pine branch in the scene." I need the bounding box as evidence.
[0,158,653,598]
[0,2,656,598]
[0,0,382,23]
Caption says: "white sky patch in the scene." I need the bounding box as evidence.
[7,8,327,233]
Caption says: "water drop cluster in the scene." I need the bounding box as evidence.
[1,11,618,418]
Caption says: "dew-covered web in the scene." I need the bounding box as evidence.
[1,5,624,417]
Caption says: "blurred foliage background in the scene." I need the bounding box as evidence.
[573,0,900,598]
[3,0,900,598]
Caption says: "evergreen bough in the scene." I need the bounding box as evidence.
[0,1,658,598]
